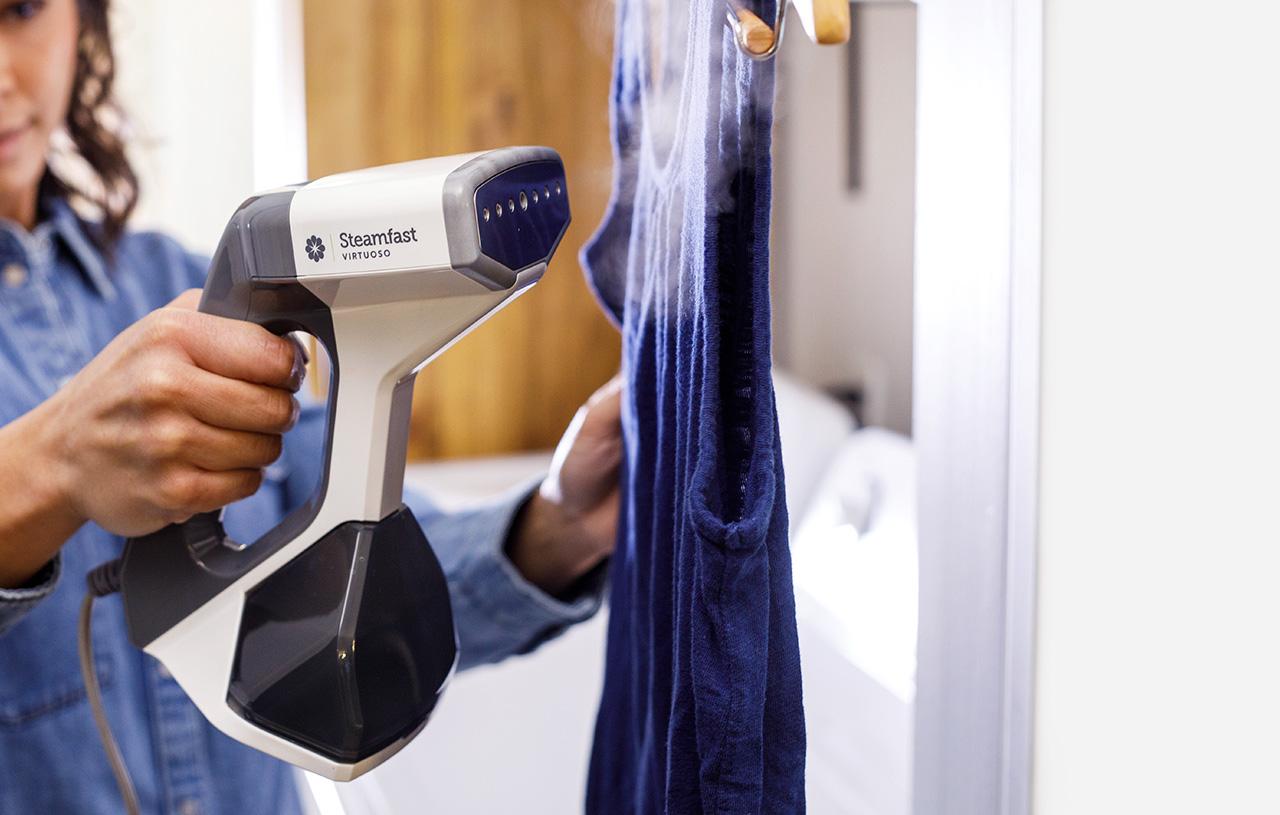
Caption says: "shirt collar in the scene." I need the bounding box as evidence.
[42,196,118,301]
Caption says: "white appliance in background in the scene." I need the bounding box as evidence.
[301,373,915,815]
[792,428,918,815]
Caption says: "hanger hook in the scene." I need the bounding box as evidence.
[725,0,788,61]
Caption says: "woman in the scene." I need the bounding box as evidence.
[0,1,621,812]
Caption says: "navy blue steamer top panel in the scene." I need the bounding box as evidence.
[474,161,570,273]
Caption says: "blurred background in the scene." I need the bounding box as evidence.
[111,1,919,812]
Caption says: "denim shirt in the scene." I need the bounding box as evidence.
[0,198,601,815]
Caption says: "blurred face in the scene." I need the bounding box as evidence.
[0,0,78,226]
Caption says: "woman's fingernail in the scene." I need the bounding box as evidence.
[289,351,306,390]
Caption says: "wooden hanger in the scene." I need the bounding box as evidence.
[726,0,852,59]
[792,0,852,45]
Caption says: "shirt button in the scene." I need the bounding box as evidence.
[177,798,202,815]
[156,662,172,680]
[2,263,26,288]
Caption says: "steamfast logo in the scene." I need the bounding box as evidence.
[304,235,325,262]
[303,227,421,264]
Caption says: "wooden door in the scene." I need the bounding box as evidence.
[302,0,620,460]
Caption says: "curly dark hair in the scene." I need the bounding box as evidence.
[40,0,137,257]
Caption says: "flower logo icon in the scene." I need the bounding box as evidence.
[305,235,325,262]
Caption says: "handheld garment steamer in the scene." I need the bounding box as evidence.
[82,147,571,789]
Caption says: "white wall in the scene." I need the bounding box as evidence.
[773,5,916,433]
[111,0,306,254]
[1034,2,1280,812]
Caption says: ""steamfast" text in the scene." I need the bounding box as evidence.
[338,227,420,261]
[338,227,420,248]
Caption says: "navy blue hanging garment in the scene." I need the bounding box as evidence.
[581,0,806,812]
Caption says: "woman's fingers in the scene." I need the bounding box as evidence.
[578,375,624,443]
[180,424,284,472]
[157,467,265,521]
[182,368,300,434]
[541,375,625,514]
[153,307,303,390]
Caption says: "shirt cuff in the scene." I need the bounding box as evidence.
[416,480,606,670]
[0,554,62,636]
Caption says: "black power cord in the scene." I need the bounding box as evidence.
[78,559,141,815]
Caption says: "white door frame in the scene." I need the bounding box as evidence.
[911,0,1043,813]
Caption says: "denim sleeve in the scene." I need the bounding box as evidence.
[406,482,607,670]
[0,555,61,636]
